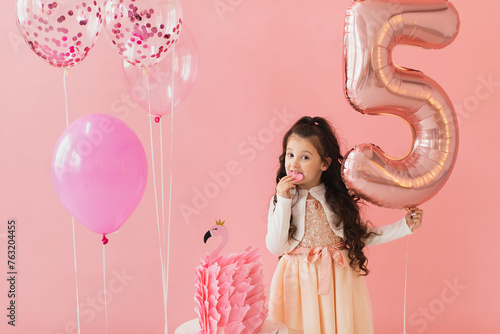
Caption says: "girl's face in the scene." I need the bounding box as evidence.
[285,134,330,190]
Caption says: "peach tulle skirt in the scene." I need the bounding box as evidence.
[268,249,373,334]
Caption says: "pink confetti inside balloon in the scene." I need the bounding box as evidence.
[16,0,103,68]
[103,0,183,68]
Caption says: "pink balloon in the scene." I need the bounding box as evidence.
[16,0,103,68]
[51,114,148,239]
[341,0,460,209]
[121,25,199,117]
[103,0,183,68]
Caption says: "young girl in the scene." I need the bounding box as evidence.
[266,116,423,334]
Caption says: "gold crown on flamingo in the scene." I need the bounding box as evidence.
[215,219,225,226]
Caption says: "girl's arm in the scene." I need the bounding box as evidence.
[363,217,413,246]
[266,194,293,256]
[364,207,423,246]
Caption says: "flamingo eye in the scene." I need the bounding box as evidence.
[213,228,218,231]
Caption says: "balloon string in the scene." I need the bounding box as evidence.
[403,232,412,333]
[71,218,81,334]
[63,68,69,127]
[165,43,176,334]
[160,116,168,334]
[146,74,168,329]
[103,244,108,334]
[65,69,81,334]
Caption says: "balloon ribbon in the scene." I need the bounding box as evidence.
[63,68,81,334]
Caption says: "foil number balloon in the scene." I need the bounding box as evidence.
[341,0,460,208]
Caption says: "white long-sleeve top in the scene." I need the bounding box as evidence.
[266,183,413,256]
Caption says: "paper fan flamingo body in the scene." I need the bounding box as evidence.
[194,220,268,334]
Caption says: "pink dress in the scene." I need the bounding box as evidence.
[269,198,373,334]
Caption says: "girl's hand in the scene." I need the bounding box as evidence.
[276,175,297,199]
[405,207,423,232]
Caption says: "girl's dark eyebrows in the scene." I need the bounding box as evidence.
[287,148,312,155]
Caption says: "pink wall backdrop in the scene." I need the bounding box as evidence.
[1,0,499,333]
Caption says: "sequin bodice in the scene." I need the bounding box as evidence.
[297,198,344,248]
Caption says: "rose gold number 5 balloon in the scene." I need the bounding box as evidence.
[341,0,460,209]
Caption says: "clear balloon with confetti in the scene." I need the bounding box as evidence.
[103,0,183,68]
[16,0,103,68]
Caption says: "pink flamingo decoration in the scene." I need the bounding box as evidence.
[194,220,268,334]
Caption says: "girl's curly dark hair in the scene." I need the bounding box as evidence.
[273,116,380,276]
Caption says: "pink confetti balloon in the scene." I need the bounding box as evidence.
[342,0,460,209]
[121,25,198,117]
[103,0,183,68]
[51,114,148,238]
[16,0,103,68]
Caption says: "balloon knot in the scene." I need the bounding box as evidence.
[102,234,109,245]
[154,116,161,123]
[142,67,148,76]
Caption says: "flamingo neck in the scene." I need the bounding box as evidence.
[209,233,228,261]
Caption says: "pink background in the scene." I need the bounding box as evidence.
[1,0,499,333]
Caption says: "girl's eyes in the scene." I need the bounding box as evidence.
[286,153,309,160]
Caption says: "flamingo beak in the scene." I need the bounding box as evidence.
[203,230,212,243]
